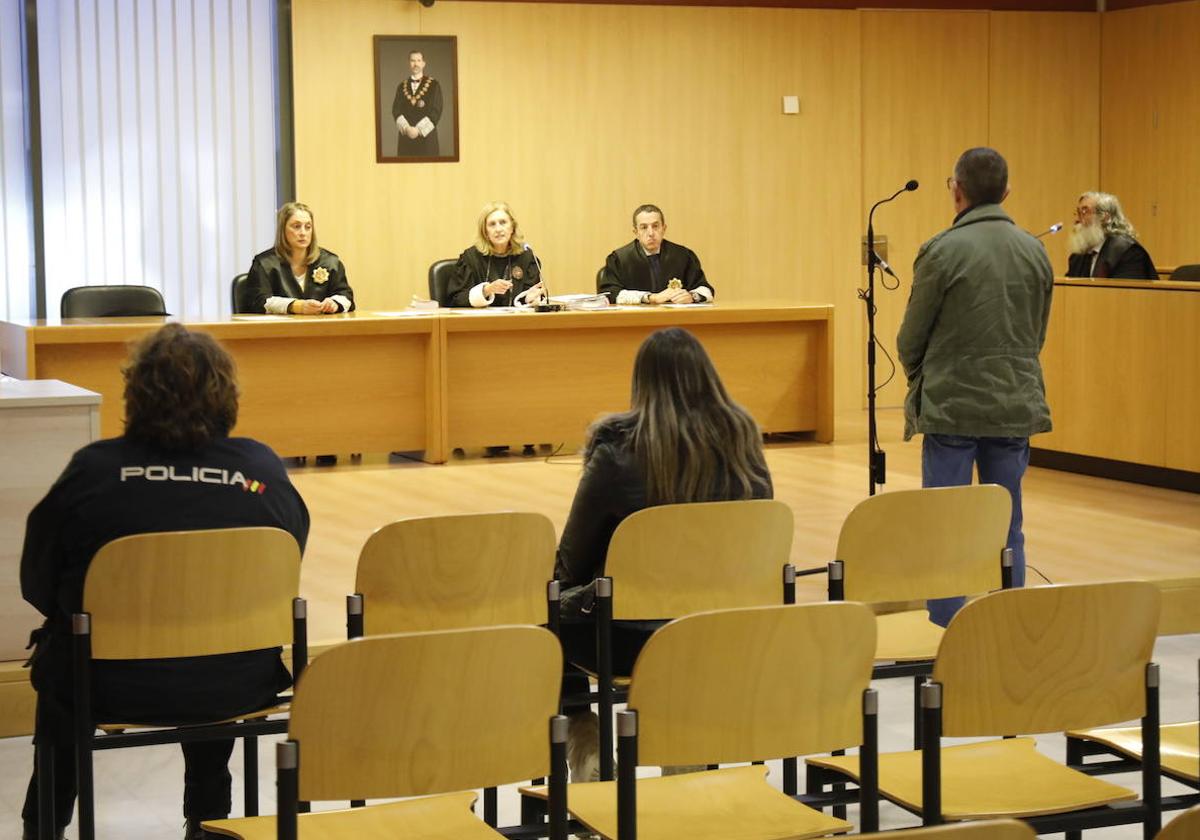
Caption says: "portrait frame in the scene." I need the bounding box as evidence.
[374,35,460,163]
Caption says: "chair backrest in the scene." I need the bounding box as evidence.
[82,527,302,660]
[1157,804,1200,840]
[61,284,168,318]
[355,512,555,633]
[1155,577,1200,635]
[290,625,561,801]
[604,499,794,620]
[1168,264,1200,282]
[428,258,456,305]
[877,819,1035,840]
[932,581,1160,737]
[230,273,252,313]
[595,267,606,292]
[836,484,1010,603]
[626,602,875,767]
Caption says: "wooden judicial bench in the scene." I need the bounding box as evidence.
[0,302,834,464]
[1034,277,1200,490]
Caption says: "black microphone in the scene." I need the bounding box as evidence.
[523,243,560,312]
[905,179,919,192]
[867,179,919,275]
[1035,222,1063,239]
[872,251,899,280]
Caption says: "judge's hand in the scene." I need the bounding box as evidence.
[484,279,513,297]
[649,288,694,305]
[291,299,324,315]
[319,298,339,314]
[406,126,420,139]
[523,282,546,305]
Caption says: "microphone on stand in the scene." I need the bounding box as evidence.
[872,251,899,280]
[1035,222,1064,239]
[523,243,561,312]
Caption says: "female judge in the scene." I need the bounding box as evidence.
[554,327,773,780]
[240,202,355,315]
[445,201,544,307]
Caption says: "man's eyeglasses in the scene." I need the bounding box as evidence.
[945,177,956,191]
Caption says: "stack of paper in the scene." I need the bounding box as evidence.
[550,293,609,311]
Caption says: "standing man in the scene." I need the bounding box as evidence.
[897,147,1053,627]
[598,205,715,304]
[391,49,443,157]
[1065,191,1156,280]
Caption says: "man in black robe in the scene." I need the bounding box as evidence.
[1065,191,1156,280]
[391,50,443,158]
[598,205,715,304]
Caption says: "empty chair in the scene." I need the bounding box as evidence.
[860,820,1034,839]
[60,285,167,318]
[428,258,456,306]
[525,602,879,839]
[1168,265,1200,282]
[1157,804,1200,840]
[202,626,568,840]
[808,581,1163,837]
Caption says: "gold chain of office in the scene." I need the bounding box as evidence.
[403,78,433,107]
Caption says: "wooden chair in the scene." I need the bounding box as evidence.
[1067,577,1200,813]
[344,511,557,822]
[807,581,1164,837]
[861,819,1034,839]
[202,625,569,840]
[58,528,305,840]
[590,499,797,780]
[829,484,1012,749]
[1157,804,1200,840]
[525,602,879,839]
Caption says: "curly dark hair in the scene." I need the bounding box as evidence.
[122,324,239,451]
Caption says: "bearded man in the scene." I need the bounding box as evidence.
[1065,192,1156,279]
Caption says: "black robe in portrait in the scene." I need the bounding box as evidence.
[391,76,444,157]
[598,239,713,303]
[446,247,541,308]
[1065,234,1156,280]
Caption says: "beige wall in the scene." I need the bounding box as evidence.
[1101,1,1200,270]
[292,0,1102,415]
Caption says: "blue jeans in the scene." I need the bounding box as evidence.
[922,434,1029,627]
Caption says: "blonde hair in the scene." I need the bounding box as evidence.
[273,201,320,265]
[473,201,526,256]
[587,328,770,505]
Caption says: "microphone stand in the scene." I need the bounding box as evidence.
[863,185,909,496]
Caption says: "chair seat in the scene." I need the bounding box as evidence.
[1067,721,1199,784]
[97,701,290,733]
[875,610,944,662]
[203,791,497,839]
[522,764,851,840]
[808,738,1137,819]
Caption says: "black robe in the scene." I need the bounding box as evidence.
[391,76,444,158]
[1065,234,1156,280]
[446,246,541,308]
[598,239,713,303]
[242,247,356,313]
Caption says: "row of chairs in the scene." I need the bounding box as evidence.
[43,489,1199,838]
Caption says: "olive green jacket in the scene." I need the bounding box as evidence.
[897,203,1054,441]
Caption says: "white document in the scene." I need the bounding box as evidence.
[397,115,411,131]
[416,117,435,137]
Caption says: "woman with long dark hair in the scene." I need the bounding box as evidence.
[554,327,772,781]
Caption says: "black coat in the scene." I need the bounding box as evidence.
[391,76,443,157]
[446,246,541,307]
[598,239,712,302]
[1066,234,1156,280]
[242,247,356,313]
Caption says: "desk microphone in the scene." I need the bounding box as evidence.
[524,243,561,312]
[1036,222,1064,239]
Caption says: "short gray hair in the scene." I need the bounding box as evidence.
[1080,191,1137,239]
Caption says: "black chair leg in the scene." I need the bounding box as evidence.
[243,736,258,816]
[36,743,56,840]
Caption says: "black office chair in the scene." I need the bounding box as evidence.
[1169,264,1200,282]
[60,285,168,318]
[428,259,456,306]
[230,273,253,313]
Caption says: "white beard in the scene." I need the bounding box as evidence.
[1067,222,1105,256]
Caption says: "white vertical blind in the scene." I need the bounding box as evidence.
[0,0,33,321]
[37,0,278,319]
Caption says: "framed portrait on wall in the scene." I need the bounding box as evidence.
[374,35,459,163]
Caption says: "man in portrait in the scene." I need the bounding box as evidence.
[391,49,443,157]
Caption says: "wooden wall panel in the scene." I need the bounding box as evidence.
[292,0,866,412]
[989,12,1100,276]
[859,10,990,408]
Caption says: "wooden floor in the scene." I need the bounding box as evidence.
[290,407,1200,644]
[1,408,1195,837]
